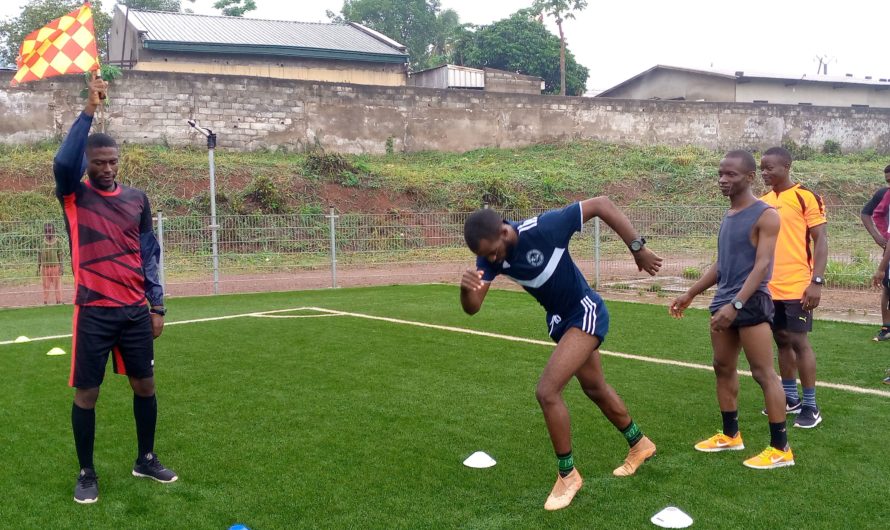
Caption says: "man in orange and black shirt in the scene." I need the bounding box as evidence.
[759,147,828,429]
[56,78,177,504]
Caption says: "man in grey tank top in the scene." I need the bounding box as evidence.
[670,150,795,470]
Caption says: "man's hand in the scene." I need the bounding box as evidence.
[633,247,663,276]
[710,304,737,332]
[461,269,485,291]
[874,268,885,289]
[669,293,693,318]
[86,77,108,110]
[150,313,164,339]
[801,283,822,311]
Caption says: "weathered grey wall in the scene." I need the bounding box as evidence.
[2,70,889,154]
[483,68,542,95]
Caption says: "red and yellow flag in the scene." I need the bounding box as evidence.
[11,3,99,86]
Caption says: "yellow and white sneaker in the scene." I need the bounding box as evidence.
[613,436,656,476]
[743,446,794,469]
[694,431,745,452]
[544,468,583,511]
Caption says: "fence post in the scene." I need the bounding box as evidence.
[594,216,601,289]
[327,206,339,288]
[156,211,166,293]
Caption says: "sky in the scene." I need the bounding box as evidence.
[1,0,886,94]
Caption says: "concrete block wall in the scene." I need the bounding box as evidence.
[2,70,889,154]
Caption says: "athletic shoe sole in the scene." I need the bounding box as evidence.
[73,496,98,504]
[132,470,178,483]
[743,460,795,470]
[794,415,823,429]
[694,444,745,453]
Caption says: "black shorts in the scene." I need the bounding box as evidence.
[69,305,154,388]
[712,291,774,329]
[771,300,813,333]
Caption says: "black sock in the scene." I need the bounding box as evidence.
[721,410,739,438]
[620,419,644,447]
[133,394,157,461]
[769,421,787,450]
[71,403,95,470]
[557,451,574,477]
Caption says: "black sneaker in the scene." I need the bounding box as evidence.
[873,327,890,342]
[132,453,178,483]
[74,468,98,504]
[793,406,823,428]
[761,397,802,416]
[884,376,890,385]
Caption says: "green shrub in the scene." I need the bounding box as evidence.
[682,266,701,280]
[822,140,842,155]
[782,139,815,161]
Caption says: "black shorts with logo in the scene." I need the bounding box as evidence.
[771,300,814,333]
[712,290,774,329]
[69,305,154,388]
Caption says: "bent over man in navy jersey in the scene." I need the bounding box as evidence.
[460,198,662,511]
[56,78,176,504]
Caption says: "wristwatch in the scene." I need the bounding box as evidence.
[149,305,167,316]
[812,276,825,285]
[629,237,647,253]
[731,298,744,310]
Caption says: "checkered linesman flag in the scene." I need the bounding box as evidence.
[11,2,99,86]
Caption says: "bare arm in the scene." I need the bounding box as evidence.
[873,243,890,288]
[669,262,718,318]
[860,213,886,248]
[579,196,662,275]
[460,269,491,315]
[802,223,828,309]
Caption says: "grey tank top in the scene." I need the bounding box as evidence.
[710,200,773,312]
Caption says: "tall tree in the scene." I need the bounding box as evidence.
[213,0,257,17]
[451,10,588,95]
[329,0,461,71]
[0,0,113,67]
[532,0,587,96]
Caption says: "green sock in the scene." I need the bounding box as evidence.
[621,419,643,447]
[557,451,574,477]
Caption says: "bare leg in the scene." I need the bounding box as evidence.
[788,333,816,390]
[773,329,797,381]
[740,324,786,424]
[710,329,741,412]
[575,348,631,429]
[536,328,600,455]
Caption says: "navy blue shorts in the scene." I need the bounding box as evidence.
[69,305,154,388]
[547,293,610,344]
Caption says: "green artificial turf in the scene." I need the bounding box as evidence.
[1,285,888,529]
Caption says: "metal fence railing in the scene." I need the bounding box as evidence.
[0,205,881,308]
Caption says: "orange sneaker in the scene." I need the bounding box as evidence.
[544,468,583,511]
[613,435,656,476]
[743,446,795,469]
[694,431,745,452]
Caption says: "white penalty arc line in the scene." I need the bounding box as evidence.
[4,305,889,399]
[302,307,890,400]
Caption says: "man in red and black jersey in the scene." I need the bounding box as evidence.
[56,78,177,504]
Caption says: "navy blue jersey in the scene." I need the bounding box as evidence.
[477,203,595,318]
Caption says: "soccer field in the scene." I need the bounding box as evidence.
[1,285,888,529]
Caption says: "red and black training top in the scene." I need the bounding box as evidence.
[53,112,163,307]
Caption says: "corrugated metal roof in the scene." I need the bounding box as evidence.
[599,64,890,96]
[125,9,407,58]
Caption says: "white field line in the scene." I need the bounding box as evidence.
[250,314,343,319]
[0,307,319,345]
[303,307,890,399]
[3,305,888,399]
